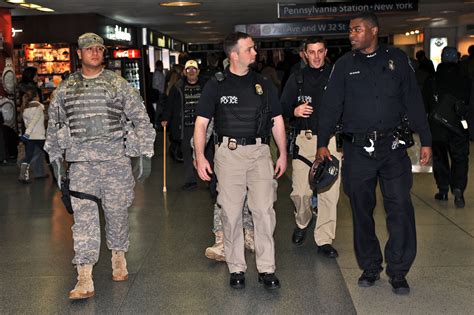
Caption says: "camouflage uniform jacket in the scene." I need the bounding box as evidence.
[45,69,155,162]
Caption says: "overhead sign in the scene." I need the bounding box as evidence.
[113,49,140,59]
[236,21,349,38]
[105,25,132,42]
[278,1,418,19]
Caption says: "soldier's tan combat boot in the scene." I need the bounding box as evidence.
[69,264,94,300]
[244,229,255,252]
[111,250,128,281]
[205,231,225,262]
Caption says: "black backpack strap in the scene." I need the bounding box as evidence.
[70,190,101,204]
[294,70,304,101]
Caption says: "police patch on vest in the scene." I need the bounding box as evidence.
[220,96,238,104]
[298,95,312,104]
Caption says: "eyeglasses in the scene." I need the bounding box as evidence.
[186,67,198,72]
[83,46,105,54]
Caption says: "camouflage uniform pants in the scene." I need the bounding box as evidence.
[212,197,254,234]
[70,157,135,265]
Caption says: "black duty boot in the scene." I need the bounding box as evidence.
[292,216,313,246]
[434,191,448,201]
[258,273,280,290]
[357,270,381,287]
[453,189,465,208]
[317,244,339,258]
[389,275,410,295]
[230,272,245,289]
[292,227,306,246]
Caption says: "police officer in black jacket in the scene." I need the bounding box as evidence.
[281,36,341,258]
[422,46,470,208]
[316,12,432,295]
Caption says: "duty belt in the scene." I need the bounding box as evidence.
[217,135,271,146]
[342,130,394,146]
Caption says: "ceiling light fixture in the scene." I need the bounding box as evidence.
[406,17,431,22]
[5,0,25,3]
[36,6,54,12]
[174,12,200,16]
[159,1,201,7]
[185,20,211,24]
[405,29,420,36]
[19,3,37,8]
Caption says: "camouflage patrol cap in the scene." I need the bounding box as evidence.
[78,33,106,49]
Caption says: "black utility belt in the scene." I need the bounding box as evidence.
[217,135,271,149]
[342,130,394,146]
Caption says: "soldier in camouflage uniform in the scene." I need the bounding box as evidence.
[44,33,156,300]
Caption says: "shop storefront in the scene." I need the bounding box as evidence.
[12,13,143,100]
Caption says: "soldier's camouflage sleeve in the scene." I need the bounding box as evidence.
[44,84,67,162]
[119,77,156,157]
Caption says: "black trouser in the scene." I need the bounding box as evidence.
[432,132,469,193]
[182,125,197,185]
[24,140,46,164]
[342,137,416,277]
[204,137,218,201]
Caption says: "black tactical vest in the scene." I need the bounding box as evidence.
[214,71,269,138]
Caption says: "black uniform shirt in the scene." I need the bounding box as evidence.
[318,44,432,148]
[281,63,331,133]
[197,69,282,137]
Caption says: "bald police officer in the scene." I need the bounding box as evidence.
[45,33,156,299]
[194,32,287,290]
[316,12,432,295]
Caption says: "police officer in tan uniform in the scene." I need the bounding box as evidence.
[194,32,287,290]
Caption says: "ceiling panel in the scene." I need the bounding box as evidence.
[2,0,474,43]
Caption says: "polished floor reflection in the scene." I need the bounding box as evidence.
[0,138,473,314]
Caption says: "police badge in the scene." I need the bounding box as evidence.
[388,60,395,71]
[255,84,263,95]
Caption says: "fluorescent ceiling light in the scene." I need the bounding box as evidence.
[36,7,54,12]
[160,1,201,7]
[185,20,211,24]
[174,12,200,16]
[406,17,431,22]
[19,3,41,8]
[5,0,26,3]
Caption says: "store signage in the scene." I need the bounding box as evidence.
[236,21,349,38]
[158,36,166,48]
[113,49,140,59]
[278,1,418,19]
[106,25,132,42]
[430,37,447,70]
